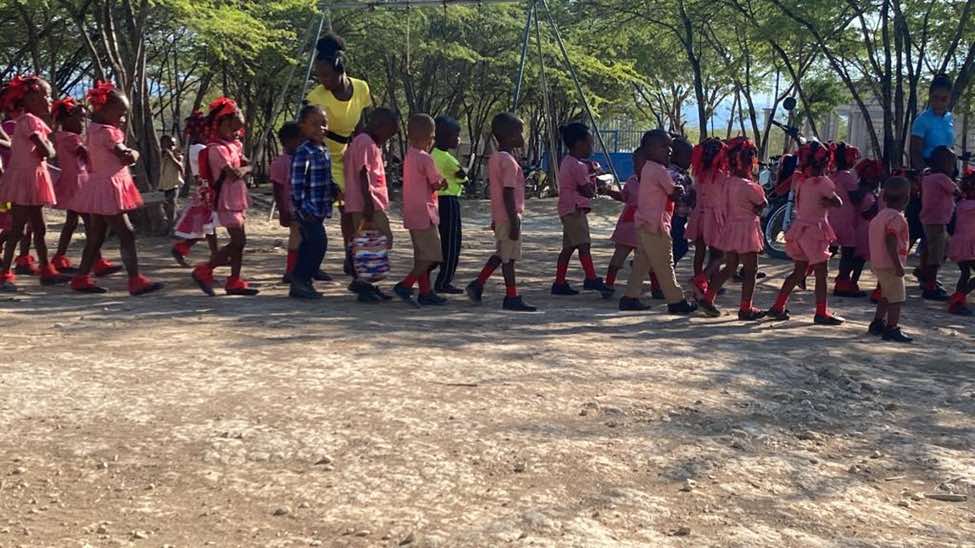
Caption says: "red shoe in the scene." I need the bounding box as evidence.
[51,254,78,273]
[14,254,39,276]
[70,273,106,293]
[0,270,16,292]
[171,241,191,267]
[691,273,708,300]
[225,276,259,296]
[39,262,70,286]
[93,257,123,277]
[192,263,215,296]
[128,274,163,296]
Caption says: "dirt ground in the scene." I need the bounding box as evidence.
[0,198,973,547]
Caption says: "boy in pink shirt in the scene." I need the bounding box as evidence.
[343,107,399,303]
[271,122,304,283]
[393,114,448,306]
[552,122,611,297]
[868,177,913,343]
[919,146,960,300]
[465,113,536,311]
[620,129,697,314]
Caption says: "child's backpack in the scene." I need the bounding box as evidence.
[352,230,390,283]
[197,146,214,185]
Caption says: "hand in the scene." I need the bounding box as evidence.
[123,150,138,165]
[671,184,685,199]
[509,217,521,241]
[437,179,448,191]
[456,168,467,179]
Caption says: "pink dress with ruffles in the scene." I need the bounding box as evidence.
[53,131,88,211]
[827,170,859,247]
[610,175,640,248]
[72,123,142,216]
[716,176,766,254]
[686,171,725,246]
[0,113,56,206]
[948,199,975,263]
[784,175,838,265]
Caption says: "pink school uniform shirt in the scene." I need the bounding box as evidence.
[343,133,389,214]
[488,150,525,225]
[0,119,15,168]
[828,170,859,246]
[636,160,676,234]
[620,175,640,222]
[208,139,249,212]
[557,155,594,217]
[920,172,958,225]
[402,146,442,230]
[270,152,292,208]
[793,175,837,225]
[869,208,909,270]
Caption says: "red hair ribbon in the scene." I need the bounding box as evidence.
[1,75,45,113]
[854,158,886,183]
[208,97,238,119]
[86,81,117,111]
[797,141,835,176]
[691,138,727,182]
[838,142,860,168]
[51,97,83,122]
[724,136,758,178]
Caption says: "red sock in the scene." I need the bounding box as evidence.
[401,274,417,288]
[419,272,431,294]
[739,297,752,311]
[703,286,717,304]
[605,267,618,286]
[506,284,517,298]
[285,250,297,273]
[773,290,790,311]
[555,260,568,284]
[650,273,661,292]
[477,262,497,285]
[174,240,191,256]
[816,301,828,316]
[580,254,596,280]
[949,291,966,305]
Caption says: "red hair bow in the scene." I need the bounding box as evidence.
[208,97,238,119]
[855,158,886,182]
[1,75,44,113]
[797,141,835,175]
[51,97,83,121]
[86,81,117,111]
[691,138,727,180]
[840,143,860,168]
[724,136,758,177]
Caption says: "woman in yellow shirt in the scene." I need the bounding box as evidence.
[306,33,374,276]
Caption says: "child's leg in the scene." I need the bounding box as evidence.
[705,251,740,304]
[577,243,598,281]
[104,214,138,277]
[772,261,807,312]
[949,261,975,313]
[836,247,854,281]
[645,232,683,304]
[286,223,301,274]
[226,226,246,279]
[885,302,902,329]
[205,234,218,260]
[704,247,724,279]
[605,245,633,286]
[56,210,80,257]
[692,236,706,276]
[813,262,836,318]
[851,256,866,284]
[26,206,50,266]
[77,215,108,276]
[874,298,889,323]
[474,255,502,287]
[1,207,28,273]
[623,245,650,299]
[739,252,759,310]
[554,245,575,285]
[18,225,31,257]
[341,210,354,273]
[293,217,327,285]
[502,260,518,297]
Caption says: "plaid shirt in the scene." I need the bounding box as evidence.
[291,140,336,220]
[668,164,694,217]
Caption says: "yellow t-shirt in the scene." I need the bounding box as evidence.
[431,148,465,197]
[306,78,373,190]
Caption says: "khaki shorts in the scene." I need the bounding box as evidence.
[874,268,906,304]
[349,210,393,245]
[410,226,443,263]
[924,224,948,265]
[494,218,522,262]
[561,211,591,248]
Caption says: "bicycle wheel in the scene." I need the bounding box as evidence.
[764,204,790,261]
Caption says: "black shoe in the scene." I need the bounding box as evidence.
[667,299,698,315]
[922,287,950,301]
[699,300,721,318]
[737,308,767,321]
[949,303,974,316]
[867,319,886,336]
[502,295,537,312]
[0,280,17,292]
[437,284,465,295]
[393,282,420,308]
[834,287,867,298]
[357,290,380,303]
[756,271,768,280]
[348,279,371,294]
[418,292,448,306]
[814,314,845,326]
[551,282,579,296]
[601,284,617,300]
[371,285,393,301]
[343,257,355,277]
[281,272,294,284]
[767,308,791,321]
[40,273,71,286]
[649,288,665,300]
[171,247,189,268]
[882,326,913,343]
[465,281,484,304]
[619,296,651,311]
[583,277,615,298]
[313,270,333,282]
[289,282,322,300]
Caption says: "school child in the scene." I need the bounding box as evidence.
[868,177,913,343]
[393,114,448,306]
[171,113,218,267]
[768,141,843,324]
[603,147,648,297]
[919,146,960,300]
[288,104,337,300]
[550,122,611,297]
[190,97,258,296]
[49,97,86,273]
[271,122,303,283]
[431,116,466,294]
[669,137,694,268]
[851,159,885,302]
[343,107,399,303]
[686,137,727,297]
[829,142,865,297]
[619,129,697,314]
[947,172,975,315]
[698,137,768,320]
[158,134,184,230]
[465,113,536,311]
[0,92,35,276]
[0,76,69,291]
[68,82,161,295]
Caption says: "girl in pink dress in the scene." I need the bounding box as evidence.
[851,159,885,303]
[947,173,975,315]
[190,97,258,296]
[69,82,161,296]
[0,76,69,291]
[769,141,844,325]
[0,111,37,276]
[699,137,768,320]
[686,138,727,296]
[603,147,647,295]
[829,142,865,297]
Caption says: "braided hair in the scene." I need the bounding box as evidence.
[316,33,347,74]
[51,97,85,126]
[690,137,726,184]
[797,140,834,178]
[724,136,758,179]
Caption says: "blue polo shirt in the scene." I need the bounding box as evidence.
[911,107,954,160]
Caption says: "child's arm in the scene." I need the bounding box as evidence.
[112,143,138,165]
[30,133,56,160]
[76,143,89,165]
[885,233,904,277]
[504,187,519,241]
[0,126,10,150]
[602,188,625,202]
[360,166,374,222]
[821,192,842,209]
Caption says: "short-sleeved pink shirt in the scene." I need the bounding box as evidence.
[208,139,249,212]
[488,151,525,225]
[869,208,909,270]
[793,175,837,224]
[636,161,676,234]
[725,176,766,221]
[343,133,388,214]
[920,172,958,225]
[402,146,441,229]
[557,155,593,217]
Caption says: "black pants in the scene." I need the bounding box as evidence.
[295,216,327,284]
[435,195,462,289]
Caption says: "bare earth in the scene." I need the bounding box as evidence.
[1,198,973,547]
